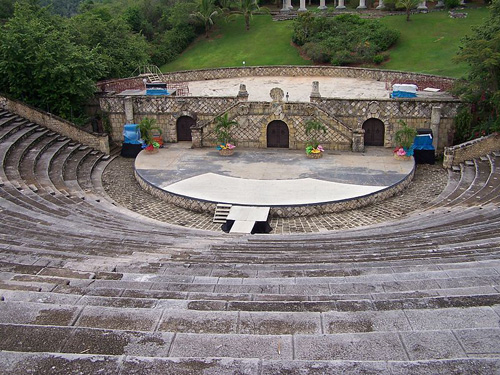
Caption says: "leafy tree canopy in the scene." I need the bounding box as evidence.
[453,0,500,141]
[0,1,105,120]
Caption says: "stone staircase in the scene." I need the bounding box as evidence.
[0,109,500,374]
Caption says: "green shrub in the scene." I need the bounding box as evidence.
[445,0,460,8]
[293,13,399,66]
[373,54,385,64]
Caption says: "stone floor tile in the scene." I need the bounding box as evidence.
[294,332,407,361]
[158,309,238,334]
[170,333,293,360]
[239,311,321,335]
[454,328,500,354]
[75,305,160,331]
[400,330,466,360]
[404,307,500,330]
[323,310,411,334]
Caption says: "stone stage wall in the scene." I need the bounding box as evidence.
[99,66,461,153]
[135,164,416,218]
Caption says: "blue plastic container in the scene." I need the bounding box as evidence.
[123,124,141,144]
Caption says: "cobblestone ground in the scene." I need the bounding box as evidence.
[102,157,448,235]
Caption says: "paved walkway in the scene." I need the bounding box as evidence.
[121,76,453,102]
[103,149,447,234]
[135,144,413,206]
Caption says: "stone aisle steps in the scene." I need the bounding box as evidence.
[1,109,500,372]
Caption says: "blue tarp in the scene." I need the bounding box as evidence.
[146,89,169,96]
[391,91,417,98]
[123,124,141,144]
[412,134,434,151]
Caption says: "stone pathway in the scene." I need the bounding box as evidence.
[102,156,448,234]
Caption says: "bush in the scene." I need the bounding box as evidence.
[293,14,399,66]
[373,54,385,64]
[445,0,460,8]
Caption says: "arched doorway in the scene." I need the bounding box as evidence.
[267,120,289,148]
[362,118,385,146]
[176,116,195,141]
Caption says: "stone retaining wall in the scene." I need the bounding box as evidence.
[0,94,110,154]
[443,133,500,168]
[135,163,416,218]
[99,66,461,152]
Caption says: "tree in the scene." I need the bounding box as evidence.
[453,0,500,139]
[191,0,219,37]
[305,119,327,149]
[396,0,419,21]
[214,113,238,145]
[68,12,150,79]
[234,0,268,31]
[0,1,105,120]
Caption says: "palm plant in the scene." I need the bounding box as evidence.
[138,117,162,147]
[305,119,327,149]
[191,0,219,37]
[396,0,420,21]
[394,120,417,149]
[233,0,268,31]
[214,113,238,145]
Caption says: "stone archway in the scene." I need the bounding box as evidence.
[176,116,195,141]
[267,120,289,148]
[362,118,385,146]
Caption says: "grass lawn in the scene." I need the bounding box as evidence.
[378,8,489,78]
[161,14,310,72]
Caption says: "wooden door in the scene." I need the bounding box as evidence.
[267,121,289,148]
[176,116,195,141]
[362,118,385,146]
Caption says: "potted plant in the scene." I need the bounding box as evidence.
[214,113,238,156]
[139,118,162,154]
[393,120,417,160]
[305,119,327,159]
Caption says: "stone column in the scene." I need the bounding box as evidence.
[288,0,293,10]
[376,0,385,9]
[237,84,249,101]
[430,106,441,152]
[460,0,466,5]
[352,129,365,152]
[357,0,367,9]
[298,0,307,11]
[318,0,327,10]
[124,96,134,124]
[310,81,321,100]
[191,128,202,148]
[336,0,346,9]
[281,0,290,11]
[417,1,428,10]
[435,0,445,7]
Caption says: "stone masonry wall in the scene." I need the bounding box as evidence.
[315,97,459,151]
[443,133,500,168]
[158,66,455,90]
[1,94,110,154]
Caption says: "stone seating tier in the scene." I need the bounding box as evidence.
[0,110,500,373]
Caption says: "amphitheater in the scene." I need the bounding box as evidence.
[1,66,500,374]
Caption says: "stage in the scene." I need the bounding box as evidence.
[134,143,415,217]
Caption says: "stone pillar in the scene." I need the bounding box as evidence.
[310,81,321,100]
[376,0,385,9]
[288,0,293,10]
[417,1,428,10]
[237,84,249,101]
[460,0,466,5]
[191,128,202,148]
[336,0,346,9]
[281,0,290,11]
[318,0,327,10]
[352,129,365,152]
[124,96,134,124]
[435,0,445,7]
[430,106,441,152]
[357,0,367,9]
[298,0,307,11]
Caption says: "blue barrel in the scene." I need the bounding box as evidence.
[123,124,141,144]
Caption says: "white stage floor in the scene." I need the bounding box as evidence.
[135,144,414,207]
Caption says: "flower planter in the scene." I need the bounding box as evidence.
[394,154,411,161]
[307,152,323,159]
[219,148,234,156]
[143,148,159,154]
